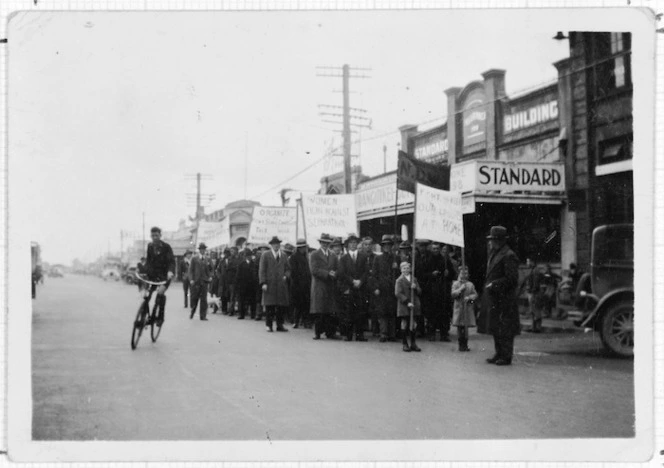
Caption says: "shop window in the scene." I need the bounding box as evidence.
[598,134,632,165]
[591,32,631,99]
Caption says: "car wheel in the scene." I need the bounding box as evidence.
[600,299,634,358]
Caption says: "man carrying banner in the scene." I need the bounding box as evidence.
[482,226,521,366]
[338,234,369,342]
[371,235,399,343]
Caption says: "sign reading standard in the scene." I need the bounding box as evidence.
[450,160,565,193]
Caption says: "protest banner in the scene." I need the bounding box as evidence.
[301,194,357,244]
[414,183,465,248]
[248,206,297,245]
[197,218,230,249]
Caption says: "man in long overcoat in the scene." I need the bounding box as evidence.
[371,235,399,342]
[482,226,521,366]
[188,243,211,321]
[289,238,312,329]
[309,233,339,340]
[423,242,458,341]
[259,236,290,332]
[338,234,369,341]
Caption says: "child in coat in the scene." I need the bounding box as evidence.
[451,266,478,352]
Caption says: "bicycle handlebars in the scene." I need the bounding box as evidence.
[134,273,169,286]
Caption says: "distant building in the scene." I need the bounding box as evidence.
[203,199,261,247]
[318,165,368,194]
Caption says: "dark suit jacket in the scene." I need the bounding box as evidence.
[235,259,257,298]
[188,255,211,285]
[338,251,369,295]
[480,243,521,337]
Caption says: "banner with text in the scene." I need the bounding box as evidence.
[415,183,464,248]
[302,194,357,244]
[197,219,230,249]
[248,206,297,245]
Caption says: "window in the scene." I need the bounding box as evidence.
[598,134,632,165]
[591,32,631,98]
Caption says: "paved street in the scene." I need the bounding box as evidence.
[32,275,634,441]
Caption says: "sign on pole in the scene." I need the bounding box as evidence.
[248,206,297,245]
[302,194,357,244]
[414,183,465,248]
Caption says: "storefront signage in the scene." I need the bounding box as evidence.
[248,206,297,245]
[413,130,448,163]
[355,182,415,214]
[450,160,566,193]
[415,183,465,248]
[504,100,558,134]
[302,194,357,244]
[461,87,487,149]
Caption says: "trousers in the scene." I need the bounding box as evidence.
[190,282,208,319]
[183,280,190,307]
[237,294,256,319]
[265,305,286,329]
[493,333,514,362]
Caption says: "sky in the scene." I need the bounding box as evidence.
[9,9,570,264]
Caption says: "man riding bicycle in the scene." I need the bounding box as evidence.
[144,226,175,326]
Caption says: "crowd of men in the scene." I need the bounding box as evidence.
[171,225,521,364]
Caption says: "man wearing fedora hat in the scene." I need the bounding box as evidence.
[338,233,370,341]
[482,226,521,366]
[259,236,291,332]
[235,247,258,320]
[361,236,379,336]
[370,235,400,342]
[188,242,212,321]
[289,238,312,329]
[309,233,340,340]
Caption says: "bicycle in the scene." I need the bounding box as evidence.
[131,274,168,350]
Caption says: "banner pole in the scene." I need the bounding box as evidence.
[394,172,399,239]
[300,195,308,243]
[295,197,300,241]
[410,183,417,332]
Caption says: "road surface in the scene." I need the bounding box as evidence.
[31,275,634,440]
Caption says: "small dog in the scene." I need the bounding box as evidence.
[208,294,221,314]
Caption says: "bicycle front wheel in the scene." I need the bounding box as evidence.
[131,302,149,350]
[150,304,163,342]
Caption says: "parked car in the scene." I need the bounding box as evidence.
[566,224,634,357]
[101,263,122,281]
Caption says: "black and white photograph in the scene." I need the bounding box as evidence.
[5,4,657,463]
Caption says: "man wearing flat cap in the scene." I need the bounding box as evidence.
[309,233,340,340]
[338,233,370,341]
[482,226,521,366]
[259,236,291,332]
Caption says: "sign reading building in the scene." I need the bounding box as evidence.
[504,100,558,133]
[450,160,566,193]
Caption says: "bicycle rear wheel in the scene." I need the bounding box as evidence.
[150,303,163,342]
[131,302,149,350]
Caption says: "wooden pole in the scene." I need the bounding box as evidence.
[410,183,417,331]
[300,195,308,243]
[393,173,400,239]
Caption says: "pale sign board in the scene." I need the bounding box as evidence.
[197,219,230,249]
[450,160,566,193]
[302,194,357,244]
[355,182,415,214]
[248,206,297,245]
[415,183,464,248]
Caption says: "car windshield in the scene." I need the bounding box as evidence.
[594,225,634,265]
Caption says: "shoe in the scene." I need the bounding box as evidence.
[356,336,368,342]
[276,327,288,332]
[402,343,411,352]
[441,335,452,342]
[387,337,397,342]
[486,355,499,364]
[293,324,299,329]
[494,359,512,366]
[237,316,245,320]
[313,335,321,340]
[200,318,208,321]
[379,337,387,343]
[427,336,436,342]
[266,326,273,332]
[410,344,422,352]
[343,336,352,342]
[190,311,195,319]
[157,319,164,327]
[410,332,421,352]
[327,335,341,340]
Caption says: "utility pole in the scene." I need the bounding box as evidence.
[244,132,249,200]
[316,65,371,194]
[185,173,214,246]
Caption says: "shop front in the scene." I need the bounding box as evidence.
[451,159,566,288]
